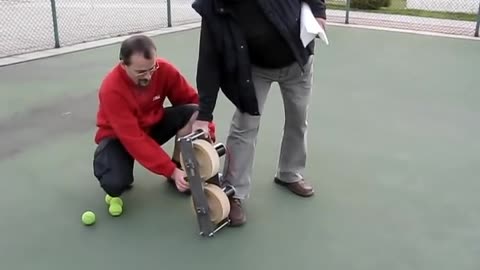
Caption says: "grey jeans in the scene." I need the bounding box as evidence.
[222,55,314,200]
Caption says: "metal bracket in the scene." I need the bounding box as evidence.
[177,129,234,237]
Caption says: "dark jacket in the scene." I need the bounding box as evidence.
[192,0,327,121]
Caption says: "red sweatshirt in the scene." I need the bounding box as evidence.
[94,58,213,178]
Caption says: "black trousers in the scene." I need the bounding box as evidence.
[93,104,198,197]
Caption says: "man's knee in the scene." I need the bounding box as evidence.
[231,110,261,133]
[94,167,134,197]
[178,103,199,117]
[100,177,132,197]
[177,103,199,132]
[184,103,199,121]
[93,138,134,197]
[184,103,199,110]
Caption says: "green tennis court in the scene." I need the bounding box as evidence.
[0,26,479,270]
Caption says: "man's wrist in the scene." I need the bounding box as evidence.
[165,161,178,179]
[197,111,213,122]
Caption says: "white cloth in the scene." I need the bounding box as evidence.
[300,2,329,47]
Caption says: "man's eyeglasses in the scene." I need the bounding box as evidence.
[133,62,159,77]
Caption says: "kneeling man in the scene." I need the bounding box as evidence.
[93,35,215,208]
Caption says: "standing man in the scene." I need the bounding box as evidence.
[93,35,215,215]
[192,0,326,226]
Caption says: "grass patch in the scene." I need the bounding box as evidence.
[326,0,478,21]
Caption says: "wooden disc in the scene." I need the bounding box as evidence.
[180,139,220,180]
[191,184,230,224]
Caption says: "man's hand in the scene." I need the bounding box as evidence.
[192,120,212,140]
[170,168,189,192]
[316,18,326,31]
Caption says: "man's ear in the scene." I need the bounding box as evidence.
[119,54,127,66]
[119,60,127,70]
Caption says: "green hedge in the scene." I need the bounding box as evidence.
[351,0,392,10]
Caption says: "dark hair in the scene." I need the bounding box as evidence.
[119,35,157,65]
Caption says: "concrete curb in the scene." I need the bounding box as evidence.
[1,21,478,68]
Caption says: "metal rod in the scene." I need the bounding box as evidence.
[49,0,60,48]
[475,1,480,37]
[214,143,226,157]
[177,129,206,142]
[345,0,351,24]
[222,185,236,197]
[209,219,231,237]
[167,0,172,27]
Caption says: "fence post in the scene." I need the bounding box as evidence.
[345,0,351,24]
[475,1,480,37]
[49,0,60,48]
[167,0,172,27]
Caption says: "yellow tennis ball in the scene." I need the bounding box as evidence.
[109,204,123,217]
[82,211,96,225]
[105,194,112,205]
[110,197,123,207]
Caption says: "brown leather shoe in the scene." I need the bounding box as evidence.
[228,198,246,226]
[274,177,314,197]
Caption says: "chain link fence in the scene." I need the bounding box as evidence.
[170,0,201,25]
[1,0,479,59]
[55,0,170,47]
[330,0,480,36]
[0,0,173,58]
[1,0,57,58]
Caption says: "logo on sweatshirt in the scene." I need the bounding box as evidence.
[152,95,161,101]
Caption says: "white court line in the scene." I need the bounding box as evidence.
[329,22,480,41]
[1,20,478,67]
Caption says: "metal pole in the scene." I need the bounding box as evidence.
[167,0,172,27]
[345,0,351,24]
[50,0,60,48]
[475,1,480,37]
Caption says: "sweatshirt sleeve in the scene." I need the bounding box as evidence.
[164,61,200,106]
[303,0,327,19]
[163,60,217,141]
[99,89,177,178]
[195,20,221,122]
